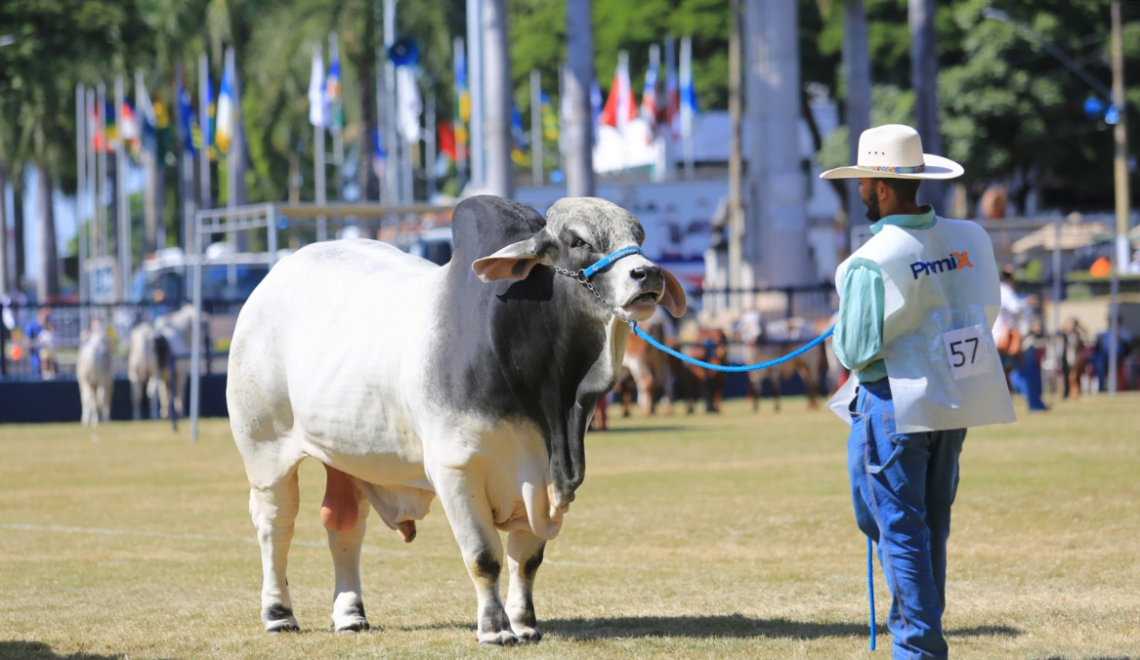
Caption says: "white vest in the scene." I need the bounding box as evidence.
[828,217,1017,433]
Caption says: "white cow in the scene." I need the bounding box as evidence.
[77,320,114,426]
[128,323,160,419]
[227,196,686,644]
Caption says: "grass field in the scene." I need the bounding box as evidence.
[1,394,1137,659]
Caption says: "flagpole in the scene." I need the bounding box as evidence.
[76,85,88,307]
[680,37,694,180]
[383,0,399,204]
[329,33,345,202]
[199,53,212,215]
[138,70,158,256]
[175,63,196,256]
[96,82,107,269]
[530,69,543,185]
[85,86,97,288]
[454,37,468,191]
[664,36,677,181]
[648,44,666,183]
[426,94,436,201]
[466,0,484,188]
[115,75,130,301]
[313,43,327,240]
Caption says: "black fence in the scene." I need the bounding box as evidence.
[0,300,241,381]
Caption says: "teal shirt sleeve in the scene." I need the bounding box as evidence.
[834,257,887,380]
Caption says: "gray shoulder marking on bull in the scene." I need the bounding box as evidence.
[430,195,645,506]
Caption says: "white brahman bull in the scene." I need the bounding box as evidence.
[227,196,685,644]
[77,320,114,426]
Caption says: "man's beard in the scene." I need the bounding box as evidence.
[864,190,882,222]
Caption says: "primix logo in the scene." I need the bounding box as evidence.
[910,251,974,280]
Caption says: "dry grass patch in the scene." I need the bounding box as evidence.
[0,393,1137,659]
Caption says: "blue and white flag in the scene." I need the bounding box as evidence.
[215,48,235,153]
[308,47,327,127]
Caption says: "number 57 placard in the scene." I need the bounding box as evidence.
[941,324,997,381]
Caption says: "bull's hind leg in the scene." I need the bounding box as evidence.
[322,466,371,633]
[435,469,516,646]
[249,466,302,633]
[505,530,545,643]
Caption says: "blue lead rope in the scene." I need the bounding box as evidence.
[868,538,876,650]
[628,321,834,373]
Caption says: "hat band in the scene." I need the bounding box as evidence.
[858,163,926,174]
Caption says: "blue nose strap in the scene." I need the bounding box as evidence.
[580,246,644,279]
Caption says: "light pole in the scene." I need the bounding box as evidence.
[984,5,1129,395]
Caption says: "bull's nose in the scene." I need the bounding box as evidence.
[629,265,661,282]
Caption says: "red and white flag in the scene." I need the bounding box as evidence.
[599,51,636,134]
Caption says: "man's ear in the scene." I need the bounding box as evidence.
[471,230,553,282]
[658,268,688,317]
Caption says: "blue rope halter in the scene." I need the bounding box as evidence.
[558,247,835,373]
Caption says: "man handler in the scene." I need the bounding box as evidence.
[821,124,1016,659]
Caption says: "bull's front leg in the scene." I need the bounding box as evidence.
[435,469,517,646]
[505,529,545,642]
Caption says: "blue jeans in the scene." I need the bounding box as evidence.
[848,379,965,660]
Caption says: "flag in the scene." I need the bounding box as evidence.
[308,48,327,127]
[454,39,468,157]
[371,127,387,180]
[104,100,118,152]
[120,101,141,160]
[599,52,636,133]
[664,57,680,139]
[327,35,344,132]
[679,37,697,139]
[511,102,528,166]
[215,51,235,154]
[136,79,157,130]
[178,80,197,156]
[90,102,106,152]
[540,91,558,141]
[438,120,456,161]
[590,80,602,140]
[641,56,659,124]
[396,66,421,142]
[153,92,174,160]
[205,70,216,160]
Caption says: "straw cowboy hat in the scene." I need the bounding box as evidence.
[820,124,964,180]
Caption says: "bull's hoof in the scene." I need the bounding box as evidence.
[264,606,299,634]
[478,630,518,646]
[265,620,300,634]
[515,627,543,643]
[335,620,370,634]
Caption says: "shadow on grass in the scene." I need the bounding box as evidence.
[946,624,1022,637]
[593,426,688,434]
[394,616,1027,642]
[1032,657,1136,660]
[0,641,177,660]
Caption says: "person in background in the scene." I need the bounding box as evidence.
[36,315,57,379]
[1015,315,1048,411]
[23,307,51,376]
[1093,316,1133,392]
[1058,317,1088,399]
[993,269,1023,388]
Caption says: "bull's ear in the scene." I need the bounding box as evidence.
[659,268,688,317]
[471,231,553,282]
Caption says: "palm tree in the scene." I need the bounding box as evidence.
[564,0,595,198]
[909,0,943,208]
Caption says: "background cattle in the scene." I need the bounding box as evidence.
[128,322,174,420]
[77,319,114,426]
[744,316,825,412]
[152,304,208,418]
